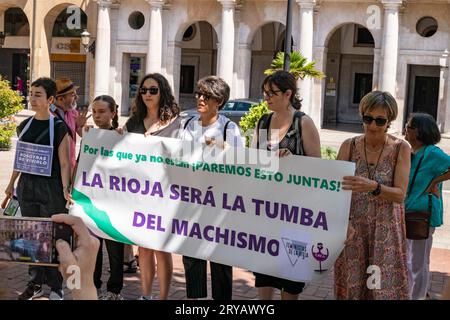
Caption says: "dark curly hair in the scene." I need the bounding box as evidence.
[131,73,180,123]
[261,70,302,110]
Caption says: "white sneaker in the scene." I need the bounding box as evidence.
[49,290,64,300]
[99,291,124,300]
[138,295,154,300]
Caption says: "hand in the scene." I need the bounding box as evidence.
[75,109,92,129]
[342,176,378,193]
[276,148,292,158]
[52,214,99,300]
[63,187,74,205]
[4,184,13,199]
[83,125,94,133]
[115,127,125,135]
[426,183,440,198]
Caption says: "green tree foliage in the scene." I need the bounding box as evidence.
[0,77,24,149]
[264,51,325,80]
[239,101,269,147]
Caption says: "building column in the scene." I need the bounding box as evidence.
[217,0,236,88]
[439,50,450,133]
[0,10,5,33]
[167,40,182,102]
[379,1,401,95]
[146,0,164,74]
[235,43,252,99]
[94,0,113,97]
[297,0,316,123]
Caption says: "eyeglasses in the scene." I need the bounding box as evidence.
[139,87,159,95]
[194,91,214,101]
[362,115,388,127]
[263,90,282,99]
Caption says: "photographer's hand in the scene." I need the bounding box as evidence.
[52,214,99,300]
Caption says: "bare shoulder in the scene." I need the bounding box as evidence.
[337,137,355,161]
[300,114,316,127]
[389,135,411,152]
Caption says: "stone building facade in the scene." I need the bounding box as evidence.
[1,0,450,133]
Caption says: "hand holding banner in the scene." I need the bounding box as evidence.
[70,129,355,282]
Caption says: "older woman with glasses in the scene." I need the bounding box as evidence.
[179,75,243,300]
[125,73,182,300]
[334,91,411,299]
[404,113,450,300]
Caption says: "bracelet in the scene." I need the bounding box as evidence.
[370,182,381,196]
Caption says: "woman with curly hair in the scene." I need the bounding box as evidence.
[125,73,181,300]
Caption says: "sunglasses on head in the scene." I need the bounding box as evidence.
[139,87,159,95]
[362,115,388,127]
[194,91,214,101]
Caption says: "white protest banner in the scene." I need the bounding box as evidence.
[70,129,355,282]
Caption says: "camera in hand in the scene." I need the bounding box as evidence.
[0,216,74,266]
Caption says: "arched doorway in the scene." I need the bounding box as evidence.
[178,21,218,109]
[323,23,375,128]
[249,22,290,100]
[46,5,88,106]
[0,7,30,97]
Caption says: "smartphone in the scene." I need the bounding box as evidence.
[0,216,74,266]
[2,197,20,217]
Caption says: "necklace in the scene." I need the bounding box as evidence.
[364,136,387,180]
[365,145,384,153]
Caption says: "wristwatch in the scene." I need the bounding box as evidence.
[370,182,381,196]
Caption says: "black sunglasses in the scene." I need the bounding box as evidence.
[194,91,214,101]
[139,87,159,95]
[362,115,388,127]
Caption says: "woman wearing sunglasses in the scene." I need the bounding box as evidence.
[125,73,181,300]
[334,91,411,299]
[404,113,450,300]
[179,76,243,300]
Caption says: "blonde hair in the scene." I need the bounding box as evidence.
[359,91,398,122]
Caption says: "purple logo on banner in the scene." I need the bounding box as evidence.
[14,141,53,177]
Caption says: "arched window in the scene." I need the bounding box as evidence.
[4,8,30,36]
[52,8,87,37]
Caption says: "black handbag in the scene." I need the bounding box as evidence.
[405,148,432,240]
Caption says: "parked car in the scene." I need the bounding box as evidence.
[180,99,259,125]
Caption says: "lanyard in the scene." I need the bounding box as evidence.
[19,115,55,147]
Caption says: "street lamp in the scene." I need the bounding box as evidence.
[283,0,294,71]
[0,32,6,48]
[81,29,95,57]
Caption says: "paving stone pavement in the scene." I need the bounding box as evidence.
[0,248,449,300]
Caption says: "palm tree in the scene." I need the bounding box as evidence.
[264,51,325,80]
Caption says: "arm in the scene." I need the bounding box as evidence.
[5,171,20,198]
[342,141,411,203]
[58,134,72,202]
[337,138,352,162]
[378,141,411,203]
[427,168,450,197]
[301,115,321,158]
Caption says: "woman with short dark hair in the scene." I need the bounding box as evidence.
[405,113,450,300]
[179,75,243,300]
